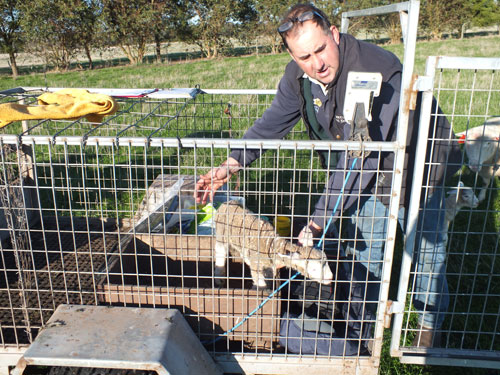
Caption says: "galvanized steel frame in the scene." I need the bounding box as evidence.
[0,1,422,374]
[391,56,500,368]
[341,0,421,369]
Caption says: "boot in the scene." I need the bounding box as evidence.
[412,325,441,347]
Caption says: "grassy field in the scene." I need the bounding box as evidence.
[0,36,499,375]
[1,35,499,90]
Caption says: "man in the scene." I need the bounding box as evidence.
[194,3,460,347]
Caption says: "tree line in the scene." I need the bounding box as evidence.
[1,0,499,78]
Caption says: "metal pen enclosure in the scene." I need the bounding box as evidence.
[0,1,422,375]
[392,56,500,369]
[4,1,499,374]
[0,85,405,374]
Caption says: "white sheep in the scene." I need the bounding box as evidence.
[444,181,479,228]
[213,200,333,289]
[458,117,500,201]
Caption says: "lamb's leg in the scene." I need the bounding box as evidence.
[214,241,228,287]
[249,265,269,290]
[478,175,492,202]
[249,266,277,292]
[478,187,487,202]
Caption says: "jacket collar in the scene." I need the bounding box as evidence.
[326,34,345,90]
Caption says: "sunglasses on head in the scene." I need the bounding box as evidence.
[278,10,325,34]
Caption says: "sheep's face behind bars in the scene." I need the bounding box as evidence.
[460,117,500,172]
[445,181,479,224]
[213,200,333,289]
[459,117,500,201]
[465,134,500,173]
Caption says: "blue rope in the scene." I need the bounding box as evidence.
[316,157,358,248]
[204,157,358,346]
[203,271,301,345]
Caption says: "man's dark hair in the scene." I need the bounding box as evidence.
[278,3,332,49]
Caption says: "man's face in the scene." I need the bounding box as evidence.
[286,22,340,85]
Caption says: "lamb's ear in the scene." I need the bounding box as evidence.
[458,181,465,188]
[447,189,458,196]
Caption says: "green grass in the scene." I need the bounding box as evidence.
[1,36,500,375]
[1,35,499,90]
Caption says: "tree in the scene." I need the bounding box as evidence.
[248,0,294,55]
[100,0,157,65]
[338,0,404,43]
[460,0,500,37]
[149,0,189,63]
[20,0,92,71]
[338,0,381,35]
[0,0,23,78]
[419,0,465,40]
[471,0,500,27]
[72,0,100,69]
[186,0,256,59]
[314,0,343,28]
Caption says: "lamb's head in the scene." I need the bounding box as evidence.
[278,246,333,284]
[447,181,479,209]
[458,183,479,208]
[458,120,500,173]
[464,134,499,172]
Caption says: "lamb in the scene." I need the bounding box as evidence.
[444,181,479,228]
[458,117,500,201]
[213,200,333,289]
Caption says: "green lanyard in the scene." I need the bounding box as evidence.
[302,78,338,169]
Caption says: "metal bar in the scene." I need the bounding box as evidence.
[2,135,399,152]
[201,89,277,95]
[373,0,420,360]
[400,353,500,368]
[341,1,410,19]
[18,87,275,97]
[399,10,408,45]
[434,56,500,70]
[391,56,437,357]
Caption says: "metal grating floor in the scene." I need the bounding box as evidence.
[0,217,118,345]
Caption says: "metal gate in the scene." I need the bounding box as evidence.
[391,56,500,369]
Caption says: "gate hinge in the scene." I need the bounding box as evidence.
[408,75,434,111]
[384,300,405,328]
[414,75,434,92]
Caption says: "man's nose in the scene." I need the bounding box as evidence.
[311,55,324,70]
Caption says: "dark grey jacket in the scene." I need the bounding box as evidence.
[230,33,460,227]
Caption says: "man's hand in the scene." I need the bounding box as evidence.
[194,157,242,204]
[298,220,322,247]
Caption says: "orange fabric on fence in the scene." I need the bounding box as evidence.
[0,88,119,128]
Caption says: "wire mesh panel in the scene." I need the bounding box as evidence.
[0,87,404,374]
[392,57,500,369]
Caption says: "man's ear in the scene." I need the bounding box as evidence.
[286,47,297,63]
[330,25,340,45]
